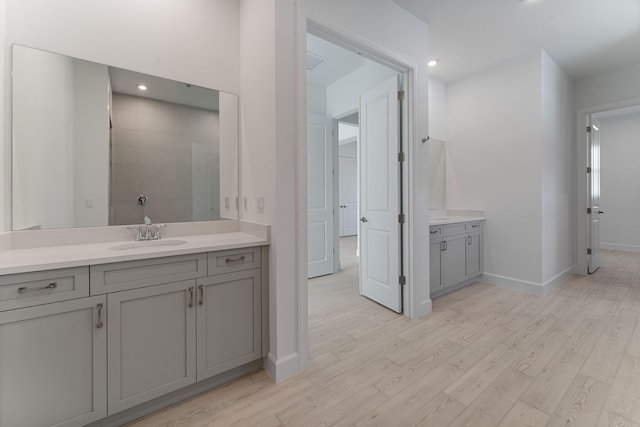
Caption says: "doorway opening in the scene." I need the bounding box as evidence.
[577,100,640,275]
[305,30,406,315]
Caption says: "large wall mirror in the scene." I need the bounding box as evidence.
[12,45,239,231]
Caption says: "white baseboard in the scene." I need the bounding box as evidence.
[482,273,544,296]
[601,243,640,253]
[413,298,432,319]
[265,352,300,382]
[542,267,574,295]
[482,267,574,297]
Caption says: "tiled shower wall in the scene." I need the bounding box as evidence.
[110,93,220,225]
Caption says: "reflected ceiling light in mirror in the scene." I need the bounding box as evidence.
[137,84,147,91]
[427,59,439,67]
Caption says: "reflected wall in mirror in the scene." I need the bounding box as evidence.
[429,139,445,210]
[12,45,239,231]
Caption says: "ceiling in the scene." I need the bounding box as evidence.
[109,67,219,111]
[393,0,640,82]
[307,33,390,87]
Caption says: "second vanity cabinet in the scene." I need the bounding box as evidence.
[430,220,484,296]
[0,245,265,427]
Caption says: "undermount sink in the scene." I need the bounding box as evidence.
[109,239,188,251]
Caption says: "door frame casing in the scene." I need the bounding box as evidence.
[295,4,432,373]
[575,95,640,275]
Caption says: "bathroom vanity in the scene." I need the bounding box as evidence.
[0,222,269,427]
[429,216,485,297]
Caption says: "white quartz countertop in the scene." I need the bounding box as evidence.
[0,231,268,276]
[429,216,486,226]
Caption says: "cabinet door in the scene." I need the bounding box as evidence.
[429,240,443,293]
[442,235,467,288]
[0,296,106,427]
[107,280,196,414]
[466,233,482,278]
[196,269,261,381]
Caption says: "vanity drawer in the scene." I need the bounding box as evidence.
[208,247,261,276]
[444,223,468,236]
[0,267,89,311]
[429,226,443,239]
[90,253,207,294]
[468,222,482,233]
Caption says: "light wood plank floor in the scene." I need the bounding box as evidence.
[128,245,640,426]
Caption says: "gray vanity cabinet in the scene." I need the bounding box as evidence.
[0,244,266,425]
[466,228,482,278]
[430,221,484,297]
[0,295,107,427]
[196,269,262,380]
[104,246,263,414]
[106,280,197,415]
[441,235,468,288]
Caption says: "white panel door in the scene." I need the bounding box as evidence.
[339,155,358,237]
[588,116,602,273]
[307,114,335,278]
[359,75,402,313]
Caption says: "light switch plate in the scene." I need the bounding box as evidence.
[257,196,265,213]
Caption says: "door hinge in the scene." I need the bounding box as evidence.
[587,248,592,255]
[398,214,406,223]
[587,126,592,133]
[399,275,406,285]
[587,166,592,173]
[398,91,405,101]
[587,208,592,214]
[398,152,405,162]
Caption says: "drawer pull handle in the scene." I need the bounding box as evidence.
[430,230,439,234]
[225,256,246,264]
[187,287,194,308]
[471,224,479,228]
[96,303,104,329]
[18,282,57,294]
[198,285,204,306]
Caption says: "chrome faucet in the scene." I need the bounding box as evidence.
[133,216,164,241]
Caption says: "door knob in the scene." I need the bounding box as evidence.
[360,217,368,223]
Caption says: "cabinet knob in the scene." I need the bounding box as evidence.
[360,217,368,223]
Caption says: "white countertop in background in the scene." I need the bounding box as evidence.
[429,216,486,226]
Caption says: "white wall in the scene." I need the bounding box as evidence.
[541,51,574,285]
[73,60,110,227]
[327,60,397,118]
[428,77,446,141]
[574,63,640,110]
[5,0,240,94]
[307,82,326,116]
[599,112,640,251]
[12,47,75,230]
[446,51,544,286]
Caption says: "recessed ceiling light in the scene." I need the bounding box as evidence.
[427,59,439,67]
[137,84,147,91]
